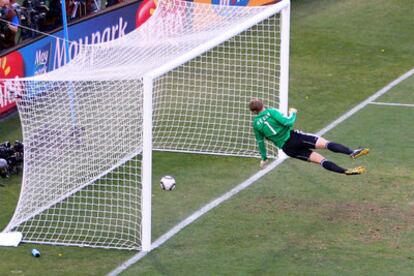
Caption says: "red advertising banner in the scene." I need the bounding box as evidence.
[0,51,25,115]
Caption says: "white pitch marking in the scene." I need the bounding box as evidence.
[108,67,414,276]
[316,68,414,136]
[369,102,414,108]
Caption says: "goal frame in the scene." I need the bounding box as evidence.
[140,0,290,251]
[0,0,291,251]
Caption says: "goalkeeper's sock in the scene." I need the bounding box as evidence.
[326,142,353,155]
[320,159,346,174]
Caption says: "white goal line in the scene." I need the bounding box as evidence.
[108,67,414,276]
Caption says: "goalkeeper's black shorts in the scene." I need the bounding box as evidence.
[282,130,319,161]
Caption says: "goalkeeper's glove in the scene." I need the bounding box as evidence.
[260,159,269,169]
[289,107,297,114]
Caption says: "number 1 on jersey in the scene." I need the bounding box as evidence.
[264,121,277,135]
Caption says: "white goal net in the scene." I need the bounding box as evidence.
[1,0,290,250]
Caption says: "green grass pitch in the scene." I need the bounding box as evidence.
[1,0,414,274]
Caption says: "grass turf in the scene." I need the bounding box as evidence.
[1,0,414,274]
[126,71,414,276]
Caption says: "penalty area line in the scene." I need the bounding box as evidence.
[108,67,414,276]
[369,102,414,108]
[316,68,414,136]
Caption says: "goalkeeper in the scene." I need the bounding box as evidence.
[249,98,369,175]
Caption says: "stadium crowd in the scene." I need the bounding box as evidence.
[0,0,124,52]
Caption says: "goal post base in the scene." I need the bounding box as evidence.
[0,232,23,247]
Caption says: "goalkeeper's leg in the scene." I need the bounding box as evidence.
[309,151,365,175]
[315,137,369,159]
[282,133,366,175]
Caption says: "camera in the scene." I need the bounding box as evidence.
[0,158,8,179]
[0,6,13,40]
[0,140,24,179]
[19,0,49,39]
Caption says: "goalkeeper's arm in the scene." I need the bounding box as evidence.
[289,107,297,114]
[268,108,297,127]
[254,129,268,169]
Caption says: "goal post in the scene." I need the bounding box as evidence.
[279,1,290,116]
[141,76,153,252]
[0,0,291,250]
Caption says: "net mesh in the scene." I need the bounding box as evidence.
[11,80,143,249]
[153,15,281,156]
[2,0,285,250]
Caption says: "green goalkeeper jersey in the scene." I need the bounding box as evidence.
[252,108,297,160]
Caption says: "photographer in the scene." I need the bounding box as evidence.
[0,140,24,179]
[43,0,62,31]
[19,0,56,39]
[0,0,18,51]
[0,158,8,179]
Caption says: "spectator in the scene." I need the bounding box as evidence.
[106,0,119,8]
[69,0,96,20]
[40,0,62,31]
[0,0,18,51]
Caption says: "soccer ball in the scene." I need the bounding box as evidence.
[160,175,176,191]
